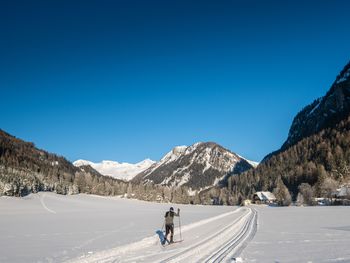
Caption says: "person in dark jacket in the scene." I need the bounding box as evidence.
[164,207,180,243]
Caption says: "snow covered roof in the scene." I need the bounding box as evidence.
[255,191,276,201]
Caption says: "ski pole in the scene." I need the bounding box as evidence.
[179,215,182,241]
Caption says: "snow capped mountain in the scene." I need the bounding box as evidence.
[237,154,260,168]
[73,159,155,181]
[132,142,255,190]
[244,159,259,168]
[73,159,95,167]
[159,145,188,165]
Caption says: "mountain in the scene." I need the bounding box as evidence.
[73,159,155,181]
[264,61,350,161]
[284,62,350,149]
[132,142,255,190]
[229,61,350,204]
[0,129,129,196]
[0,128,254,205]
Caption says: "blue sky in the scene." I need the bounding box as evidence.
[1,0,350,163]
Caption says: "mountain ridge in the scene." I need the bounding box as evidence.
[132,142,255,190]
[263,61,350,162]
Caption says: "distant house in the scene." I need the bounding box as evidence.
[253,191,276,204]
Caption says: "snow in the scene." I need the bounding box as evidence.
[159,146,187,165]
[51,161,59,166]
[237,154,259,168]
[177,172,190,186]
[187,188,197,196]
[308,98,323,116]
[139,142,257,187]
[0,192,234,262]
[255,191,276,201]
[184,142,202,155]
[245,160,259,168]
[213,174,227,186]
[73,160,94,167]
[202,160,212,173]
[336,67,350,84]
[1,194,349,262]
[67,206,257,263]
[241,205,350,263]
[73,159,155,181]
[144,145,188,175]
[155,142,204,168]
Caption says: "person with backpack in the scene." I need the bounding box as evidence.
[164,207,180,243]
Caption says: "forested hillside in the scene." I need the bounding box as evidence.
[228,104,350,204]
[0,130,129,196]
[226,61,350,205]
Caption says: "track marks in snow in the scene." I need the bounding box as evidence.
[68,207,257,263]
[202,208,257,263]
[160,211,249,262]
[161,208,257,263]
[39,193,57,214]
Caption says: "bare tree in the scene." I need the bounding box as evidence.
[298,183,315,205]
[273,178,292,206]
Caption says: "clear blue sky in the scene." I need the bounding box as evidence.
[1,0,350,163]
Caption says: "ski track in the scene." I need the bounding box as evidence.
[67,207,257,263]
[202,208,257,263]
[39,192,57,214]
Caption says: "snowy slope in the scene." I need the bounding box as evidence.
[245,160,259,168]
[73,159,155,181]
[237,154,259,168]
[133,142,255,190]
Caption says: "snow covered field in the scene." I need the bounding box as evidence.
[67,205,256,263]
[0,193,235,262]
[242,206,350,263]
[2,194,350,263]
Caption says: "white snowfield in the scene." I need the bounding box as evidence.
[242,206,350,263]
[2,194,350,263]
[0,193,235,263]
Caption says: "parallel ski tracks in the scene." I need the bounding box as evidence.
[67,207,257,263]
[203,208,257,263]
[161,207,257,263]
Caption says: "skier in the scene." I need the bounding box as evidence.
[164,207,180,243]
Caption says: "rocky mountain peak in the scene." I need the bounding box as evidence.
[132,142,254,190]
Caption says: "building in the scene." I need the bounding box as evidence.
[253,191,276,204]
